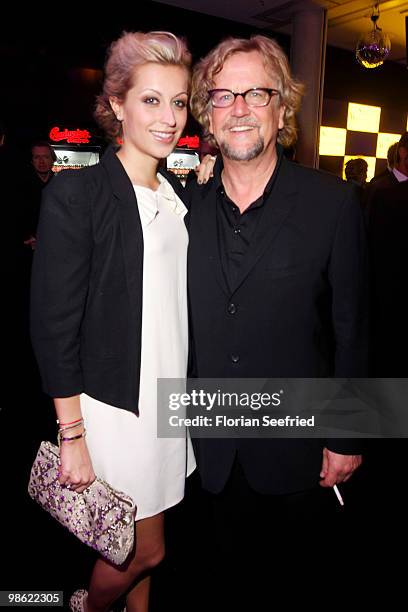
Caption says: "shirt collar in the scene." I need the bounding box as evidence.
[156,173,188,215]
[133,184,158,226]
[133,174,187,227]
[392,167,408,183]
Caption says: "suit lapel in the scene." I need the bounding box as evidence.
[101,147,144,310]
[230,157,298,295]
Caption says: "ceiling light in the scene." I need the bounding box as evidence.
[355,3,391,69]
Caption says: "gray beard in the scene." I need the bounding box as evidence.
[218,136,264,161]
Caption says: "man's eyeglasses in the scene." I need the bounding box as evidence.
[207,88,280,108]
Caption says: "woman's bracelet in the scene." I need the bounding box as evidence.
[57,417,83,427]
[58,430,87,444]
[58,421,84,434]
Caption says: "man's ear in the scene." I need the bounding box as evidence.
[109,97,123,121]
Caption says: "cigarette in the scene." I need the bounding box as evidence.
[333,484,344,506]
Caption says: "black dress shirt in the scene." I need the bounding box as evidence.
[215,146,284,290]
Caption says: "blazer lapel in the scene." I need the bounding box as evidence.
[230,157,298,295]
[101,147,144,309]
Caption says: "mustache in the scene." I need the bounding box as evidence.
[222,119,260,131]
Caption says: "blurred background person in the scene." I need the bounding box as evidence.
[22,141,56,251]
[368,133,408,376]
[364,134,408,224]
[392,132,408,183]
[345,157,368,187]
[370,141,397,185]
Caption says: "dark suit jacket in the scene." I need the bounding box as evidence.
[369,179,408,375]
[363,170,399,223]
[21,168,54,240]
[30,146,185,414]
[186,154,369,494]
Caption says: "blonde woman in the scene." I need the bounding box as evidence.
[31,31,195,612]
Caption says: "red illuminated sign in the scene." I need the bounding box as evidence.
[49,127,91,144]
[177,135,200,149]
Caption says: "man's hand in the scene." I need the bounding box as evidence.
[195,154,217,184]
[319,447,362,487]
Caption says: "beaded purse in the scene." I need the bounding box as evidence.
[28,441,136,565]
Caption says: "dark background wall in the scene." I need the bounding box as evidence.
[324,44,407,114]
[0,4,287,154]
[1,3,406,161]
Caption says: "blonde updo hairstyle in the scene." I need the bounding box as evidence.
[95,31,192,140]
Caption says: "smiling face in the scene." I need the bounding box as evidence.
[110,62,189,163]
[208,51,285,162]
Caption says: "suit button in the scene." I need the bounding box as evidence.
[230,354,240,363]
[228,303,237,315]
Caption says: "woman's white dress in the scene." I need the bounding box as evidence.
[80,174,196,520]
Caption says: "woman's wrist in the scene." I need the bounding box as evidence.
[58,429,87,444]
[58,421,84,435]
[56,412,85,446]
[54,396,83,431]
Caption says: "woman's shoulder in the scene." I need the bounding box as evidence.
[43,164,106,206]
[49,164,103,188]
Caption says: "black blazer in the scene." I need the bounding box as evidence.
[30,146,185,414]
[186,154,369,494]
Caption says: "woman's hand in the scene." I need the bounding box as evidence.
[59,437,96,493]
[53,396,94,493]
[195,154,217,184]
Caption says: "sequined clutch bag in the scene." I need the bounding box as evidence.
[28,441,136,565]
